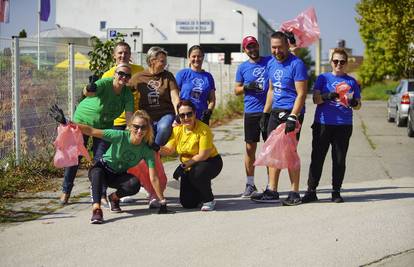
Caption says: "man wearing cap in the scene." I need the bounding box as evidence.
[251,31,308,206]
[234,36,272,198]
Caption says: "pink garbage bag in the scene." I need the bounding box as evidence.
[279,7,320,48]
[127,152,167,198]
[53,123,90,168]
[254,122,301,170]
[335,81,352,107]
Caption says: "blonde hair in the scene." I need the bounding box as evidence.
[128,110,154,144]
[146,46,168,66]
[115,63,131,72]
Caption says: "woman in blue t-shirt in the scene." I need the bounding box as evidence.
[175,45,216,125]
[302,47,361,203]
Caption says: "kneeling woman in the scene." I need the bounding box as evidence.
[51,108,166,224]
[160,100,223,211]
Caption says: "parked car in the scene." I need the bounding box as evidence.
[407,101,414,137]
[386,79,414,127]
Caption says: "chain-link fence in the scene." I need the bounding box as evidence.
[0,37,240,164]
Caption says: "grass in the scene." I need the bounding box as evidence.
[210,95,244,126]
[361,81,399,100]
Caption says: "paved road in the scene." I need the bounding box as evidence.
[0,99,413,266]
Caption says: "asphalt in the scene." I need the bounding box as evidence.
[0,99,413,267]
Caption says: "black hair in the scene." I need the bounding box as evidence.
[177,99,196,112]
[188,45,204,57]
[270,31,289,44]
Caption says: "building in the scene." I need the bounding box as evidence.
[55,0,275,63]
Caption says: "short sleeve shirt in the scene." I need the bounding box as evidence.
[235,56,272,113]
[267,54,308,111]
[313,72,361,125]
[176,68,215,119]
[165,120,219,163]
[102,64,145,126]
[102,129,155,172]
[73,78,134,129]
[129,69,179,121]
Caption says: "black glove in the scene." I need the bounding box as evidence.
[174,114,181,124]
[321,92,339,101]
[349,97,358,107]
[86,75,99,92]
[200,109,212,125]
[49,104,67,124]
[149,142,160,152]
[243,81,263,92]
[284,31,296,45]
[285,114,297,134]
[173,164,186,180]
[259,113,270,133]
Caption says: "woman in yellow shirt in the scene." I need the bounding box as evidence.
[160,100,223,211]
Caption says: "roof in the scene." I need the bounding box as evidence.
[32,24,91,38]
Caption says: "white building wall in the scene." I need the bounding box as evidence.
[56,0,270,50]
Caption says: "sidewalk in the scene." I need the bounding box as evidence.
[0,99,413,266]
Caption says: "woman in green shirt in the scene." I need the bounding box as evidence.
[51,107,167,224]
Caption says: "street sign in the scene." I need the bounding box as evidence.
[107,28,143,52]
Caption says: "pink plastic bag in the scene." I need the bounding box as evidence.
[127,152,167,197]
[335,81,352,107]
[254,122,301,170]
[53,123,91,168]
[279,7,320,48]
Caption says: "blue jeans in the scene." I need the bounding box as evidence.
[62,134,110,194]
[153,113,174,146]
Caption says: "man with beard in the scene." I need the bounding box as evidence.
[234,36,272,198]
[251,31,308,206]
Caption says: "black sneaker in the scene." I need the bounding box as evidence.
[282,191,302,206]
[331,191,344,203]
[301,191,318,203]
[108,194,122,213]
[90,208,103,224]
[241,184,258,198]
[251,189,280,203]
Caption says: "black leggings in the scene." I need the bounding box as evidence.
[88,160,141,204]
[307,123,353,191]
[180,155,223,208]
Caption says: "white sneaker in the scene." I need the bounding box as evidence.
[120,196,134,203]
[149,198,161,209]
[201,200,216,211]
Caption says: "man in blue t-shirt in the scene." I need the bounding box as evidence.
[251,31,308,206]
[234,36,272,198]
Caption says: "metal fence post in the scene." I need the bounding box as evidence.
[68,43,75,119]
[219,63,223,108]
[11,37,21,165]
[227,64,231,96]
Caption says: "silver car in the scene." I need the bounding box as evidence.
[386,79,414,127]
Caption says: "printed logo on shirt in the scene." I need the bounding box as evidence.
[273,69,283,94]
[190,78,204,102]
[252,67,266,93]
[147,80,161,106]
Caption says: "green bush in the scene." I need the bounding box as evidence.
[361,81,399,100]
[211,94,244,122]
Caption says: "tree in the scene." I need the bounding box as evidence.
[356,0,414,86]
[88,35,124,77]
[18,29,27,38]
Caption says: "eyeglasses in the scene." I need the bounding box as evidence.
[131,124,147,131]
[178,111,194,119]
[332,59,346,66]
[116,71,132,79]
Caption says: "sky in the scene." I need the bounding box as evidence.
[0,0,364,59]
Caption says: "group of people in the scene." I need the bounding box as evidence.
[51,30,361,224]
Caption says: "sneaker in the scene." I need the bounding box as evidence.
[108,194,122,213]
[251,189,280,203]
[90,208,103,224]
[59,193,70,205]
[301,191,318,203]
[120,196,134,203]
[149,198,161,209]
[332,191,344,203]
[241,184,258,198]
[201,200,216,211]
[282,191,302,206]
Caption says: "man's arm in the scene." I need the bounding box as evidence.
[263,81,274,113]
[234,82,245,96]
[290,80,308,116]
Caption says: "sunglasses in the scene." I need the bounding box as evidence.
[178,111,194,119]
[131,124,147,131]
[116,71,132,79]
[332,59,346,66]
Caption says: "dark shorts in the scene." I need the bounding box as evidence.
[244,112,267,143]
[267,109,304,141]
